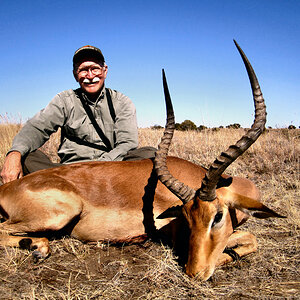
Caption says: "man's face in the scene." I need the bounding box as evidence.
[74,58,108,97]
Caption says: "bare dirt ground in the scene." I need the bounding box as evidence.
[0,224,298,299]
[0,126,299,299]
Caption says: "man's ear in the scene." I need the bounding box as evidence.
[73,70,79,82]
[103,64,108,79]
[227,193,285,219]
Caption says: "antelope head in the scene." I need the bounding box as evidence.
[154,41,283,280]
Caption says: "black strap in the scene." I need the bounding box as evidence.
[76,89,114,152]
[106,88,116,122]
[66,134,110,152]
[106,88,117,145]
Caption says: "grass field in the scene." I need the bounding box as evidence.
[0,121,299,299]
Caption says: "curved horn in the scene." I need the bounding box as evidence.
[154,69,196,204]
[198,40,267,201]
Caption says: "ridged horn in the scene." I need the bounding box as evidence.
[154,69,196,204]
[198,40,267,201]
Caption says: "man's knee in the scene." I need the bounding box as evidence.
[123,147,157,161]
[23,150,62,175]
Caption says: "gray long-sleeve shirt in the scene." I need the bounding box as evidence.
[9,87,138,163]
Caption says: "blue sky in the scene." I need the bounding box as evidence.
[0,0,299,128]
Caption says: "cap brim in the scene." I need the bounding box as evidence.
[73,49,105,65]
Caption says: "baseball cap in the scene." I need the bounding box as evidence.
[73,45,105,67]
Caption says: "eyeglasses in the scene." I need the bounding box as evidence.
[77,65,106,76]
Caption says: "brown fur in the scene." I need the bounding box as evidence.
[0,156,282,280]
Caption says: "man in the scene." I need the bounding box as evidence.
[1,45,155,184]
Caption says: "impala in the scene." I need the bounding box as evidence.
[0,41,283,280]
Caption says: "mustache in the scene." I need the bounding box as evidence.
[82,77,100,84]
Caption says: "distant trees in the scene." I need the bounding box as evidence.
[198,125,208,131]
[150,121,299,131]
[175,120,197,131]
[175,120,243,131]
[226,123,241,129]
[151,124,163,130]
[157,120,244,131]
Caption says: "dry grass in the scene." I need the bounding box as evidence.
[0,115,22,167]
[0,120,299,299]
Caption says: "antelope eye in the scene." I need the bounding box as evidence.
[212,211,223,227]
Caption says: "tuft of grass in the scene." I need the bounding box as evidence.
[0,115,22,167]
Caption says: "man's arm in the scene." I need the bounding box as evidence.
[1,151,22,183]
[1,93,67,182]
[9,94,67,157]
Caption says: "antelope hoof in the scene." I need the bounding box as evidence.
[19,237,50,262]
[32,250,50,263]
[224,248,241,261]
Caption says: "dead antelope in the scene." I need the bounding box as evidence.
[0,40,283,280]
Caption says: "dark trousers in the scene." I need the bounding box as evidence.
[23,147,157,175]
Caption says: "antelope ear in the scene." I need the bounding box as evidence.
[228,194,286,219]
[216,176,233,189]
[156,205,183,219]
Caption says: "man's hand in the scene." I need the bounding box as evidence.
[0,151,23,184]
